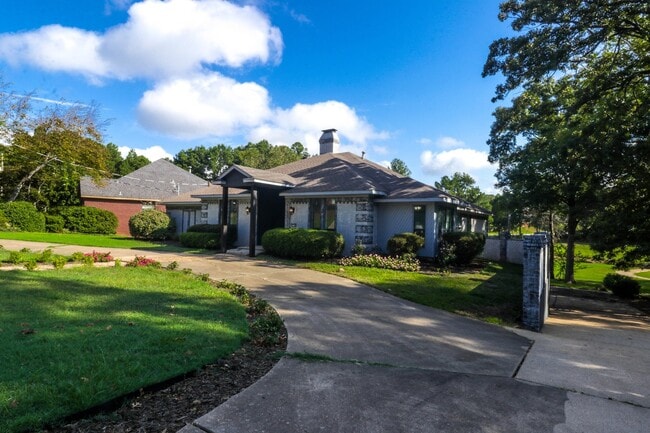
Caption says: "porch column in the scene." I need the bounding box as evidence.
[249,188,258,257]
[220,186,229,253]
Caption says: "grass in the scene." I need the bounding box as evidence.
[0,231,192,252]
[303,261,523,325]
[635,271,650,279]
[0,266,248,433]
[553,262,650,295]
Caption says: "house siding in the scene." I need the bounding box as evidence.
[376,203,436,257]
[83,198,165,235]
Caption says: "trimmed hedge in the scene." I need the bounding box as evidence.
[179,232,221,249]
[45,214,65,233]
[0,201,46,232]
[129,209,173,240]
[262,228,344,259]
[387,232,425,256]
[439,231,486,266]
[603,273,640,299]
[53,206,118,234]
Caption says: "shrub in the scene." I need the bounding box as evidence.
[179,232,221,249]
[0,201,45,232]
[45,214,65,233]
[0,210,10,230]
[187,224,237,245]
[53,206,118,234]
[439,232,486,266]
[339,253,421,272]
[128,209,173,240]
[261,228,344,259]
[387,233,425,256]
[603,273,640,299]
[83,251,113,263]
[126,256,162,268]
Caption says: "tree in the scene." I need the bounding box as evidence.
[105,143,123,175]
[291,142,310,159]
[234,140,301,169]
[483,0,650,103]
[389,158,411,177]
[1,102,108,208]
[484,0,650,270]
[118,149,150,175]
[174,144,235,180]
[434,172,489,207]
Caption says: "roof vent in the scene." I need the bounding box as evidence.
[319,129,339,154]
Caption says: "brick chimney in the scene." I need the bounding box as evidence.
[319,129,339,154]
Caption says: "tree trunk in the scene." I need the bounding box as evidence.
[8,159,51,202]
[564,209,578,284]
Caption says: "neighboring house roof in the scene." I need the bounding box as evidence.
[80,159,208,202]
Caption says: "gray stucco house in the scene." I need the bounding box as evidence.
[176,129,488,257]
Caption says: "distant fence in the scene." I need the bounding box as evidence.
[481,237,524,264]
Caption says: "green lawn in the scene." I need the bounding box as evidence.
[553,262,650,295]
[303,261,523,325]
[0,231,191,252]
[635,270,650,279]
[0,267,247,433]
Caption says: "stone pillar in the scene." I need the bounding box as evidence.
[522,233,550,332]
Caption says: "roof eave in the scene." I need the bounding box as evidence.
[280,189,386,198]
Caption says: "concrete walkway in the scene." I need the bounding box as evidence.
[2,240,649,432]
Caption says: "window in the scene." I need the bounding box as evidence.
[228,200,238,225]
[435,206,456,236]
[413,205,425,237]
[310,198,337,230]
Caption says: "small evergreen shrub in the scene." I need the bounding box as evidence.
[439,231,486,266]
[186,224,237,245]
[53,206,118,234]
[0,210,10,230]
[179,232,221,249]
[128,209,173,240]
[387,233,425,256]
[339,253,421,272]
[0,201,45,232]
[603,273,640,299]
[261,228,344,259]
[45,214,65,233]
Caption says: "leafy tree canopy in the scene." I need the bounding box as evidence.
[389,158,411,177]
[1,89,108,210]
[434,172,490,208]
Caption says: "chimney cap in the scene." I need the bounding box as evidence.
[321,128,338,133]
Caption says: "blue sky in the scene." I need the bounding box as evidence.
[0,0,512,192]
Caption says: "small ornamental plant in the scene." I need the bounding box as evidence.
[339,253,421,272]
[126,256,162,268]
[83,251,114,263]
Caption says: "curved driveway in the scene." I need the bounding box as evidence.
[2,240,648,432]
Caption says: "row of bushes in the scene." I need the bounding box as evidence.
[262,228,344,259]
[178,224,238,249]
[0,202,118,234]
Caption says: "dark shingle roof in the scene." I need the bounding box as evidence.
[80,159,208,201]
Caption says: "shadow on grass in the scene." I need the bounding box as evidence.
[0,268,247,433]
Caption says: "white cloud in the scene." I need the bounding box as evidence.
[436,136,465,149]
[0,0,283,81]
[421,148,497,192]
[118,145,173,161]
[420,148,493,175]
[418,137,433,146]
[249,101,389,155]
[137,72,271,138]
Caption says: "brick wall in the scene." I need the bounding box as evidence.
[83,198,166,235]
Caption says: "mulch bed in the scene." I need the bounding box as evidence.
[42,329,287,433]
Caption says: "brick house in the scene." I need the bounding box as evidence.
[79,159,207,235]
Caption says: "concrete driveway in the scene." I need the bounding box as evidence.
[1,240,648,432]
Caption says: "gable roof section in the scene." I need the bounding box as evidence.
[217,164,297,188]
[80,159,208,201]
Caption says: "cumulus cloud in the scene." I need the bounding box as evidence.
[435,136,465,149]
[248,101,389,155]
[0,1,385,148]
[420,148,493,175]
[118,145,173,161]
[0,0,282,80]
[137,72,272,138]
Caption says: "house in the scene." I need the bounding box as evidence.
[187,129,489,257]
[80,159,208,235]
